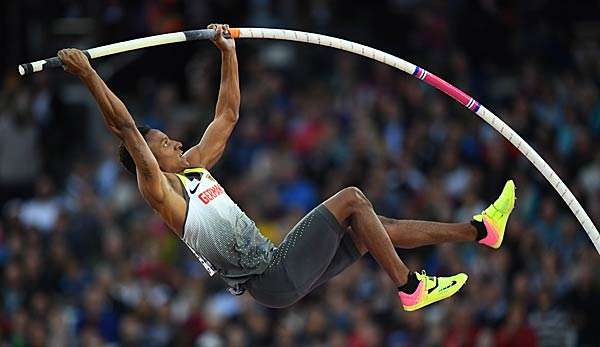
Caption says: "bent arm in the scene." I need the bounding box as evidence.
[80,69,166,202]
[184,34,240,169]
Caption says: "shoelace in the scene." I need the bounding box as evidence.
[489,203,504,217]
[489,194,516,216]
[420,270,437,285]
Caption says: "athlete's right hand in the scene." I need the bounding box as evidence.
[57,48,94,77]
[208,23,235,53]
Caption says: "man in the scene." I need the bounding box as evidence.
[58,24,516,311]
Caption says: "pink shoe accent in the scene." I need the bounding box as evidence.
[478,217,499,247]
[399,280,425,307]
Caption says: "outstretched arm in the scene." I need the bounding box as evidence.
[58,49,167,203]
[183,24,240,169]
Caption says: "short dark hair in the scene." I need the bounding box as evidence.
[118,125,151,175]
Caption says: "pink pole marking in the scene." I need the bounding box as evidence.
[422,72,473,107]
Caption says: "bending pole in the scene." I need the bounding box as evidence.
[17,27,600,254]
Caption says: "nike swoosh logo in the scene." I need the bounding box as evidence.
[427,277,438,294]
[189,182,200,194]
[441,280,458,291]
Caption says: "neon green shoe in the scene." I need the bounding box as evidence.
[473,180,516,249]
[399,271,468,311]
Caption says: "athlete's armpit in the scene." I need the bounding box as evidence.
[183,115,238,169]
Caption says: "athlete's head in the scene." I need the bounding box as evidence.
[119,126,189,175]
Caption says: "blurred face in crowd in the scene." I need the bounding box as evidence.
[145,129,190,173]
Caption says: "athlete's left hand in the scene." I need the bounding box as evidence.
[57,48,94,77]
[208,23,235,52]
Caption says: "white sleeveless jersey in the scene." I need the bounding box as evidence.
[175,168,274,285]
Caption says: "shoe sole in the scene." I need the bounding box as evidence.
[403,274,468,311]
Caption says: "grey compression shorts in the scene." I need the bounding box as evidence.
[245,204,362,308]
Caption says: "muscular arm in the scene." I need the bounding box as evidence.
[60,48,167,203]
[82,70,167,201]
[183,25,240,169]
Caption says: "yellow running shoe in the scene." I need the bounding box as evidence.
[399,271,468,311]
[473,180,516,249]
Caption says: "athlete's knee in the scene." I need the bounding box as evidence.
[340,186,372,212]
[324,186,373,224]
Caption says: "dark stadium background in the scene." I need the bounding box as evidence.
[1,0,599,346]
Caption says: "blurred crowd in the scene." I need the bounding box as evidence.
[1,0,600,346]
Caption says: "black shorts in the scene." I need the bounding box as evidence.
[246,204,361,308]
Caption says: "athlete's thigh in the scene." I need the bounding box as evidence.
[277,204,346,292]
[308,233,363,291]
[246,204,346,307]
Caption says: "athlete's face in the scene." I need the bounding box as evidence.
[145,129,190,172]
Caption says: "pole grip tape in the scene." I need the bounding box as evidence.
[19,51,91,76]
[183,29,216,41]
[184,28,233,40]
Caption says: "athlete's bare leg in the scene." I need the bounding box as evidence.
[348,180,516,254]
[323,187,409,286]
[343,217,478,256]
[378,217,477,249]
